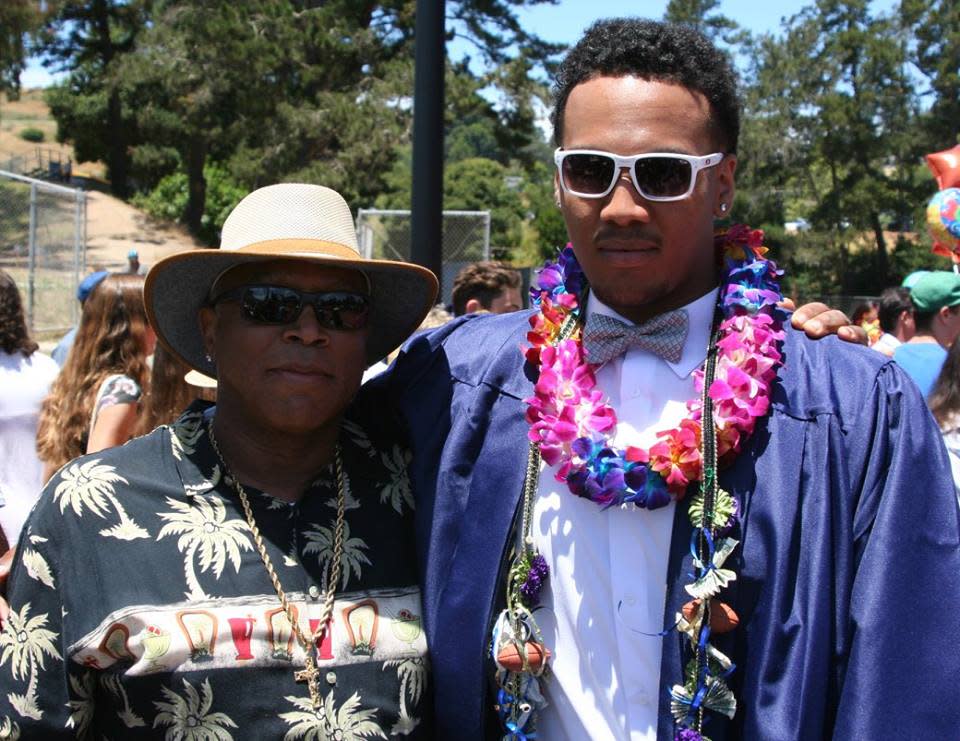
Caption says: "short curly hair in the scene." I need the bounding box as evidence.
[551,18,741,153]
[0,269,38,356]
[451,261,522,316]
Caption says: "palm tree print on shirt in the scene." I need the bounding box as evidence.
[302,520,370,591]
[280,691,386,741]
[53,459,149,540]
[152,677,237,740]
[66,671,95,735]
[19,547,53,591]
[0,604,62,720]
[383,657,428,736]
[102,673,146,728]
[0,716,20,739]
[379,447,414,514]
[157,496,253,600]
[170,412,206,461]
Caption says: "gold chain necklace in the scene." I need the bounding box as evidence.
[207,423,345,710]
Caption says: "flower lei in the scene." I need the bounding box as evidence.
[492,225,787,740]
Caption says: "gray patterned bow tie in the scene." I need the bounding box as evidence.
[582,309,689,364]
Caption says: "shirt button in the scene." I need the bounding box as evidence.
[308,585,320,600]
[624,594,637,606]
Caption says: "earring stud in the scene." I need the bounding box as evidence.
[720,202,728,213]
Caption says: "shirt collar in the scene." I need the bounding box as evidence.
[168,400,222,498]
[586,286,719,379]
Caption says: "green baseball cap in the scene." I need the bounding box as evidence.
[901,270,929,289]
[909,271,960,313]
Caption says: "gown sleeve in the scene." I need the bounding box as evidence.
[833,361,960,737]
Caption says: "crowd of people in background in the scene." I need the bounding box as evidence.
[36,273,154,481]
[860,270,960,497]
[0,264,218,556]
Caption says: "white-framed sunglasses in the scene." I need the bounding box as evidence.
[554,148,725,201]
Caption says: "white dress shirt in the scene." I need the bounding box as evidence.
[532,287,718,740]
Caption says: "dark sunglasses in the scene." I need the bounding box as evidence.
[212,285,370,330]
[554,148,724,201]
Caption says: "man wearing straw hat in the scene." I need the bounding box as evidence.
[0,184,437,737]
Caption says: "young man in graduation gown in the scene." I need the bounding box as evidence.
[362,18,960,740]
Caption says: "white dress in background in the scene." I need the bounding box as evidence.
[940,418,960,506]
[0,349,59,545]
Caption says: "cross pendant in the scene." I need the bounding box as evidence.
[294,655,322,709]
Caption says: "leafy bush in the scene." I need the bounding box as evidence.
[132,165,246,244]
[18,127,45,142]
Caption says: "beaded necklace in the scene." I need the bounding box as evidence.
[492,225,787,740]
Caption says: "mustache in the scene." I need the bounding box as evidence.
[594,226,662,246]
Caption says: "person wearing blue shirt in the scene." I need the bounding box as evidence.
[50,269,109,366]
[893,271,960,397]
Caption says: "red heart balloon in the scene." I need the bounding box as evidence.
[927,144,960,190]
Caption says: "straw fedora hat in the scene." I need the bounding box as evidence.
[145,183,438,374]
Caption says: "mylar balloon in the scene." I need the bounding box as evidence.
[927,187,960,261]
[926,145,960,190]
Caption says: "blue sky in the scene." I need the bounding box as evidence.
[512,0,809,44]
[450,0,896,62]
[21,0,897,89]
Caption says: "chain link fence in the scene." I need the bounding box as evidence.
[356,208,490,303]
[0,170,87,335]
[1,148,74,183]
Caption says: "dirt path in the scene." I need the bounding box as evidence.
[84,190,202,272]
[3,90,203,271]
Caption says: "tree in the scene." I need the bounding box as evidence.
[901,0,960,149]
[736,0,925,292]
[115,0,283,233]
[524,162,569,261]
[0,0,41,99]
[39,0,562,241]
[377,154,528,257]
[37,0,151,197]
[664,0,750,47]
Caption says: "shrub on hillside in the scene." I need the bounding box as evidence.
[132,165,245,244]
[19,127,45,143]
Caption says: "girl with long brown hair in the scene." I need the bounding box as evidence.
[36,273,154,479]
[135,342,216,436]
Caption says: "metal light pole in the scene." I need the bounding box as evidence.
[411,0,446,289]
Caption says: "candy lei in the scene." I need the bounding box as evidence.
[491,225,786,740]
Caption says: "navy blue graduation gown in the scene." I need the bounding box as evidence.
[359,308,960,739]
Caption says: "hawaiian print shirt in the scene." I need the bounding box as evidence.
[0,401,431,739]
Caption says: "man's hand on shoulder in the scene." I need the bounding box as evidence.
[786,299,868,345]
